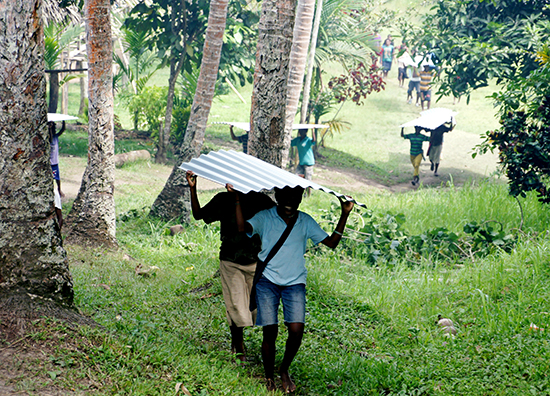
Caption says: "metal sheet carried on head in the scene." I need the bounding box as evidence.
[47,113,78,122]
[400,107,458,130]
[212,121,329,132]
[179,149,366,208]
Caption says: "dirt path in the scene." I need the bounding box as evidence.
[59,131,500,204]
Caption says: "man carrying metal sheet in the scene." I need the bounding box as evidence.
[233,185,354,393]
[401,126,430,185]
[186,171,275,362]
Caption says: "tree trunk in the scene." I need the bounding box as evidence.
[78,60,87,117]
[48,71,60,113]
[300,0,323,123]
[65,0,116,247]
[155,57,184,164]
[283,0,316,167]
[155,0,187,165]
[0,0,73,305]
[150,0,229,221]
[249,0,297,167]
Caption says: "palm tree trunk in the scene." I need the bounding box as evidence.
[283,0,316,167]
[150,0,229,220]
[155,0,186,164]
[0,0,73,304]
[300,0,323,123]
[65,0,116,247]
[48,71,60,113]
[249,0,297,167]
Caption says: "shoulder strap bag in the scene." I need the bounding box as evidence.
[249,214,298,311]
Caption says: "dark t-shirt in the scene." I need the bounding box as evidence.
[201,191,275,264]
[429,124,453,146]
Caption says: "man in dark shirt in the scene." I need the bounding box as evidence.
[229,126,249,154]
[427,121,454,176]
[186,170,275,362]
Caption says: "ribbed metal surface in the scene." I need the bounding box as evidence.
[212,121,329,132]
[179,149,366,208]
[400,107,457,130]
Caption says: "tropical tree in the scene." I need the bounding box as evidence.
[150,0,230,221]
[65,0,116,247]
[413,0,550,204]
[44,21,83,113]
[0,0,73,308]
[125,0,209,164]
[114,26,159,130]
[284,0,316,163]
[248,0,297,167]
[300,0,382,123]
[414,0,550,101]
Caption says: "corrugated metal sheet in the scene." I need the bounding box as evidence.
[179,149,366,208]
[212,121,329,132]
[400,107,457,130]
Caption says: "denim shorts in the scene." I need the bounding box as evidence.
[255,276,306,326]
[51,164,60,181]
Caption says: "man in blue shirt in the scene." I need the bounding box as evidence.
[291,129,316,181]
[233,185,354,393]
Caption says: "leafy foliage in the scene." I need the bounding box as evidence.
[320,204,516,266]
[414,0,550,100]
[475,61,550,203]
[328,59,385,105]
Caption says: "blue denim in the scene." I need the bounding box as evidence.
[255,276,306,326]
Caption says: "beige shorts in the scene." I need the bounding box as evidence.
[429,144,443,164]
[296,164,314,180]
[219,260,257,327]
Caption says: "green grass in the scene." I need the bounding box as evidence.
[37,2,550,393]
[44,184,550,395]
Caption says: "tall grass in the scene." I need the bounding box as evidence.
[55,182,550,395]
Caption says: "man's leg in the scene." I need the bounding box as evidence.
[434,163,439,176]
[262,324,278,390]
[230,325,245,362]
[255,277,282,390]
[280,322,304,393]
[219,260,256,361]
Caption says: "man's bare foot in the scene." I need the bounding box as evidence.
[231,347,246,364]
[266,378,277,392]
[280,370,296,393]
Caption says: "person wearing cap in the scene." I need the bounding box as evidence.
[232,185,354,393]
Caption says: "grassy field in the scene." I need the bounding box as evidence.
[31,88,550,395]
[19,1,550,394]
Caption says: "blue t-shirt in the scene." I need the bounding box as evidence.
[291,136,316,166]
[247,207,328,286]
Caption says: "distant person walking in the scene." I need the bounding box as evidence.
[49,120,65,197]
[419,65,434,110]
[291,129,316,181]
[402,126,430,186]
[396,44,408,88]
[381,38,394,78]
[229,126,249,154]
[407,50,421,106]
[427,121,455,176]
